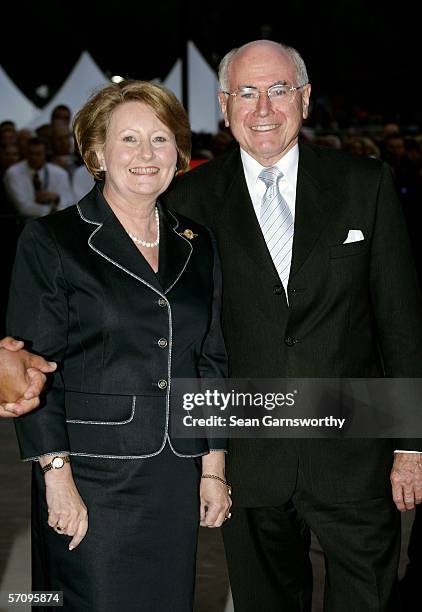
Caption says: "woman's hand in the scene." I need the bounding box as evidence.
[41,459,88,550]
[200,450,232,528]
[200,477,232,528]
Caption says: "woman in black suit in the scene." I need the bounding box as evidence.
[8,80,231,611]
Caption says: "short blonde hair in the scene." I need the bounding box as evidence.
[73,80,191,180]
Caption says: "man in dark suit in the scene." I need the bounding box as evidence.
[2,39,422,611]
[163,40,422,611]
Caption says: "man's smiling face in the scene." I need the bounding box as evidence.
[218,41,311,166]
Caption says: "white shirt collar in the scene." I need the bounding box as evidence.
[240,143,299,218]
[240,143,299,187]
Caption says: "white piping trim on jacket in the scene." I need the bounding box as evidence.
[73,204,209,459]
[24,451,71,463]
[166,437,208,458]
[164,300,172,449]
[163,212,208,458]
[66,449,208,459]
[76,203,173,456]
[24,449,209,461]
[166,213,227,457]
[66,396,136,425]
[164,209,193,295]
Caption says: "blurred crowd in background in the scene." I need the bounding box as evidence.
[1,100,422,336]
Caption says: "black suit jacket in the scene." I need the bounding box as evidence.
[164,143,422,505]
[8,185,227,460]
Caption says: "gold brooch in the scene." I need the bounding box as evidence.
[180,229,198,240]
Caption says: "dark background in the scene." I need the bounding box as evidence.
[1,0,419,127]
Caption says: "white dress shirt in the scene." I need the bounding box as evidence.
[72,164,95,202]
[4,160,75,218]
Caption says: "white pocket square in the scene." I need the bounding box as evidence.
[343,229,364,244]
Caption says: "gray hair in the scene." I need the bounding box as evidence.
[218,41,309,92]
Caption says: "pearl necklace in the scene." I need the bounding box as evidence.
[127,207,160,248]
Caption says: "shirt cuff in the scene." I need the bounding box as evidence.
[394,450,421,453]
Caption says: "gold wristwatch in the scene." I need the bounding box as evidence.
[41,455,70,474]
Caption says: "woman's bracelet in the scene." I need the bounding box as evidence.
[201,473,232,495]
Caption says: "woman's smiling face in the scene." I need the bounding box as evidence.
[100,100,178,202]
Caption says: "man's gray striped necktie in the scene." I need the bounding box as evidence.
[259,166,294,288]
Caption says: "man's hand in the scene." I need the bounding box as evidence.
[0,337,56,417]
[390,452,422,511]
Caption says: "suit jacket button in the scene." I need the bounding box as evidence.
[284,336,297,346]
[158,338,168,348]
[158,379,168,389]
[273,284,283,295]
[158,298,167,307]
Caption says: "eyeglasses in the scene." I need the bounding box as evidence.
[223,83,308,105]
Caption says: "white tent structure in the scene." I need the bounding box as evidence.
[0,66,40,127]
[187,41,221,133]
[161,43,222,133]
[162,59,182,102]
[25,51,109,129]
[7,44,221,134]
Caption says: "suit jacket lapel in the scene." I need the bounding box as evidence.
[157,205,193,294]
[289,143,339,280]
[218,150,282,284]
[212,146,340,298]
[77,185,191,295]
